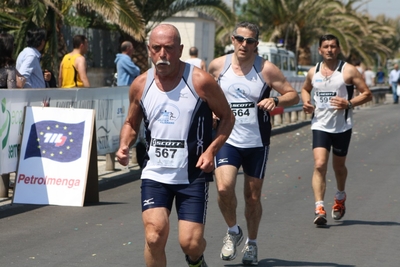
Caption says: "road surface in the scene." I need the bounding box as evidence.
[1,102,400,267]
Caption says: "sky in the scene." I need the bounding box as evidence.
[360,0,400,18]
[224,0,399,19]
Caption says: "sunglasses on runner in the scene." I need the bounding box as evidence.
[233,35,258,44]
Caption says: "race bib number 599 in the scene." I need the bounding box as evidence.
[315,91,336,109]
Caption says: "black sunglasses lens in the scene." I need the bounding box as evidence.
[234,35,256,44]
[235,36,245,42]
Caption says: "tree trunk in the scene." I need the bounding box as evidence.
[297,46,312,66]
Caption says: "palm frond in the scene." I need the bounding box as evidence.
[74,0,145,40]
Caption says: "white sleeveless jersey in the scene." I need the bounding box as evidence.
[218,54,272,148]
[311,61,354,133]
[140,63,213,184]
[185,58,202,69]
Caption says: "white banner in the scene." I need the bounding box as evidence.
[13,107,94,206]
[0,87,129,174]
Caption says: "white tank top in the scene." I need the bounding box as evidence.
[311,61,354,133]
[140,63,214,184]
[185,58,202,68]
[218,54,272,148]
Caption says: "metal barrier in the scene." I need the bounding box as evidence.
[270,85,391,128]
[0,85,392,198]
[0,87,130,197]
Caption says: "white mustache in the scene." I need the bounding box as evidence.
[156,60,171,66]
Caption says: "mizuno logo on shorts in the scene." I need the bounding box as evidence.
[143,198,155,206]
[218,158,228,164]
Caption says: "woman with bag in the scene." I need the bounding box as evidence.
[0,32,25,89]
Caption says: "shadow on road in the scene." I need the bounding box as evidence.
[0,204,42,219]
[0,168,142,218]
[224,258,355,267]
[271,121,310,136]
[330,219,400,227]
[98,168,141,192]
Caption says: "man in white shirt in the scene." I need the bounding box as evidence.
[363,67,375,87]
[389,64,400,104]
[16,28,49,88]
[302,34,372,227]
[185,47,206,71]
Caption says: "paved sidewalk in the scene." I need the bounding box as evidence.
[1,93,394,208]
[0,153,141,207]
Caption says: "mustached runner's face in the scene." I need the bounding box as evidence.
[148,24,183,77]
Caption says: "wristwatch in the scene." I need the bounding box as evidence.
[273,97,279,106]
[347,101,354,110]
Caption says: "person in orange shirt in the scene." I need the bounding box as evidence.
[59,35,90,88]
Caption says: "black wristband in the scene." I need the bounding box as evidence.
[347,101,354,110]
[273,97,279,106]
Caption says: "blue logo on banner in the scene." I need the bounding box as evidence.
[24,121,85,162]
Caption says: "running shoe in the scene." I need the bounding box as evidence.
[314,205,327,225]
[220,226,244,260]
[185,255,208,267]
[332,195,346,220]
[242,241,258,266]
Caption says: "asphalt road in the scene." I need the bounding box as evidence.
[1,102,400,267]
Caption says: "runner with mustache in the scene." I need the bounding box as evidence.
[116,24,234,267]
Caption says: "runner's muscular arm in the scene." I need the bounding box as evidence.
[329,64,372,110]
[75,56,90,87]
[257,60,299,111]
[116,74,145,166]
[207,56,227,127]
[301,67,316,114]
[201,60,207,71]
[192,68,235,173]
[344,64,372,107]
[208,56,226,81]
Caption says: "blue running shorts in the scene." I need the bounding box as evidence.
[141,178,209,224]
[215,142,269,179]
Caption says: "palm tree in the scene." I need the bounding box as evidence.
[129,0,236,71]
[240,0,394,66]
[2,0,235,74]
[316,1,394,67]
[375,16,400,54]
[240,0,351,64]
[0,0,145,77]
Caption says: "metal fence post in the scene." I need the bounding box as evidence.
[0,173,10,198]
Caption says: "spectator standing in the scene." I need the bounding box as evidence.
[114,41,140,86]
[208,21,299,265]
[116,24,234,267]
[185,47,206,71]
[16,28,48,88]
[375,67,385,85]
[354,61,364,98]
[59,35,90,88]
[363,66,375,87]
[301,34,372,226]
[389,64,400,104]
[0,32,25,88]
[114,41,142,165]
